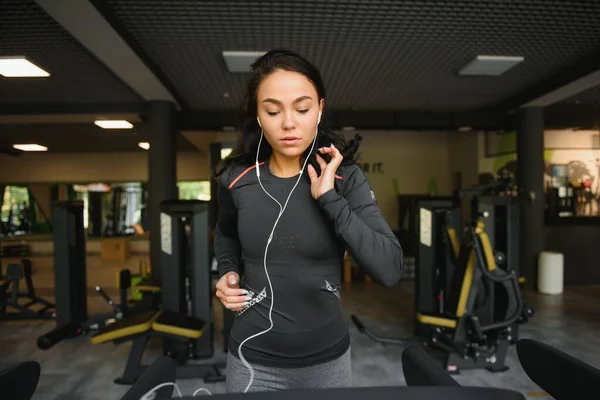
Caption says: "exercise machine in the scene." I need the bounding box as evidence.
[0,360,41,400]
[414,199,461,337]
[477,195,523,341]
[517,338,600,400]
[0,259,55,321]
[36,201,127,349]
[36,202,156,350]
[155,387,526,400]
[88,200,225,385]
[414,181,532,373]
[94,268,157,321]
[352,197,461,342]
[352,181,534,373]
[159,200,215,358]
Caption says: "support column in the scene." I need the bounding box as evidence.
[147,100,178,280]
[516,107,545,291]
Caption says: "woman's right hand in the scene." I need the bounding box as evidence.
[216,272,249,312]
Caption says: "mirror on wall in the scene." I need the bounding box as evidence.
[0,180,211,238]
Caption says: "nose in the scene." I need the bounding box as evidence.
[282,111,296,130]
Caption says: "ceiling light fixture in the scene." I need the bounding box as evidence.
[458,126,472,132]
[458,55,524,77]
[0,56,50,77]
[94,120,133,129]
[13,144,48,151]
[222,51,266,73]
[138,142,150,150]
[341,126,356,132]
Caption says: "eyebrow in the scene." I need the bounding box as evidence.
[262,96,313,105]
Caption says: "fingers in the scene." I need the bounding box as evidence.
[307,164,318,182]
[217,286,247,297]
[317,145,343,172]
[315,153,327,171]
[221,299,247,312]
[216,287,251,311]
[222,294,250,306]
[328,144,344,167]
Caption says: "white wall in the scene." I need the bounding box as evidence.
[344,130,453,230]
[0,151,208,183]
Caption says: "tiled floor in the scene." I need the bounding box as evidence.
[1,255,599,399]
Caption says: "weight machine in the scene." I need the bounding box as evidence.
[352,180,534,373]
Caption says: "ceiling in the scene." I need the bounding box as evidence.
[100,0,600,111]
[0,0,141,104]
[1,0,600,152]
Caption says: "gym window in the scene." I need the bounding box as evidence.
[178,181,211,201]
[1,185,32,235]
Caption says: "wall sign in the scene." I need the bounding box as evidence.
[358,162,384,173]
[420,207,432,247]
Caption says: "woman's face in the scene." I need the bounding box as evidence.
[256,69,324,159]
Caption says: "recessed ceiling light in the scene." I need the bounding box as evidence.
[138,142,150,150]
[341,126,356,132]
[222,51,266,73]
[458,126,472,132]
[0,56,50,77]
[94,120,133,129]
[458,55,524,77]
[13,144,48,151]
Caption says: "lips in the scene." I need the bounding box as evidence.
[280,136,301,146]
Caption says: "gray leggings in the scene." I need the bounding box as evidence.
[225,347,352,393]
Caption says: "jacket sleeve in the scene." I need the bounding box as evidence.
[214,171,243,278]
[317,165,403,287]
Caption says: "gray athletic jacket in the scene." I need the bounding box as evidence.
[214,159,403,368]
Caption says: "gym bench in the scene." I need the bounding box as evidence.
[90,309,225,385]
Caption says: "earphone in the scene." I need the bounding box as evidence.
[237,111,321,393]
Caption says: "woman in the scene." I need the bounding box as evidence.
[213,49,403,393]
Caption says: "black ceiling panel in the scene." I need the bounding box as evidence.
[102,0,600,111]
[0,123,198,153]
[0,0,141,104]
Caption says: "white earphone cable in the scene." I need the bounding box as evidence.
[237,122,319,393]
[140,382,183,400]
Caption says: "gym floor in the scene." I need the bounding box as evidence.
[1,255,599,400]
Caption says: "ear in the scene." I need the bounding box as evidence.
[318,99,325,124]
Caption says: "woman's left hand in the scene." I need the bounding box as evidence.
[307,144,344,199]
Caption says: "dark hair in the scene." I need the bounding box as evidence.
[214,49,361,177]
